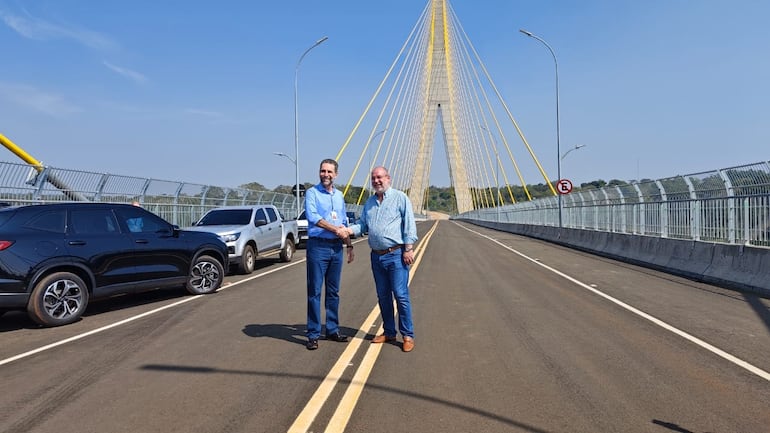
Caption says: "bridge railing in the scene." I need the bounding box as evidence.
[459,161,770,247]
[0,161,300,226]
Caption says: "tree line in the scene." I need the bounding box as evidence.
[242,179,638,214]
[244,168,759,214]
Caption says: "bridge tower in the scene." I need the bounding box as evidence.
[407,0,473,214]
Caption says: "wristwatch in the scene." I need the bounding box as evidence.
[404,246,413,252]
[346,245,353,249]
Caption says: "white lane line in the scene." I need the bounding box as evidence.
[456,222,770,382]
[0,259,306,368]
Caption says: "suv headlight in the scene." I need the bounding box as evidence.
[220,232,241,242]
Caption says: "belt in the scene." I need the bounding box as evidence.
[310,237,342,243]
[372,244,403,255]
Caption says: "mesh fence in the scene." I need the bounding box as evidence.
[0,161,301,226]
[462,161,770,246]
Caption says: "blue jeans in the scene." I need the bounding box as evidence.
[370,250,414,338]
[306,238,344,340]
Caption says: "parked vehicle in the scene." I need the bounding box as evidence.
[297,210,308,245]
[345,211,358,238]
[186,205,299,274]
[296,210,363,245]
[0,203,228,327]
[345,211,357,226]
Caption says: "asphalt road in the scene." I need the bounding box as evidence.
[1,221,769,433]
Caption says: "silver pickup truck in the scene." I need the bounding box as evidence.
[186,205,299,274]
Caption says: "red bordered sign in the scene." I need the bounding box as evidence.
[556,179,573,195]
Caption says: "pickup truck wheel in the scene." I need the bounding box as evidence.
[27,272,89,327]
[186,255,224,295]
[239,245,255,274]
[279,240,295,262]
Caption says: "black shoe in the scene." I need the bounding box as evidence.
[306,339,319,350]
[326,333,349,343]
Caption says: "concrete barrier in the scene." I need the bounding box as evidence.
[702,244,770,296]
[461,219,769,297]
[664,240,713,280]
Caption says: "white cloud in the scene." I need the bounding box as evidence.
[103,61,147,84]
[0,82,81,117]
[0,9,116,51]
[184,108,225,118]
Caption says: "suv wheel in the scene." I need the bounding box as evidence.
[279,240,295,262]
[186,255,225,295]
[239,245,255,274]
[28,272,89,327]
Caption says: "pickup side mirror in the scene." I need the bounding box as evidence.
[254,219,268,227]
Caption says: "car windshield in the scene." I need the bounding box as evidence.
[197,209,252,226]
[298,210,306,220]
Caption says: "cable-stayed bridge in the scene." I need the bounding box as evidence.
[333,0,554,214]
[0,0,769,295]
[1,0,551,217]
[1,3,770,430]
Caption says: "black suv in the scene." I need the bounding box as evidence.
[0,203,228,327]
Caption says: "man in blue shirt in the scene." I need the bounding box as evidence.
[348,166,418,352]
[304,159,355,350]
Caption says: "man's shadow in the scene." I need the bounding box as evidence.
[242,324,361,346]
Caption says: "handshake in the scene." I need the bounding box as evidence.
[334,226,355,240]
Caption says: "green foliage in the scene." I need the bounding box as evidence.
[260,178,649,214]
[273,184,293,195]
[240,182,267,191]
[580,180,606,189]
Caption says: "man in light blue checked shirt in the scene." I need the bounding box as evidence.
[348,166,418,353]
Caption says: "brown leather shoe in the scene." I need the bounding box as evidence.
[371,334,397,344]
[402,336,414,352]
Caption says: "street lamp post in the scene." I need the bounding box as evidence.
[367,128,388,170]
[366,128,387,197]
[520,29,562,228]
[561,144,586,161]
[294,36,329,218]
[273,152,299,216]
[479,125,501,222]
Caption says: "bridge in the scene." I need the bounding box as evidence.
[1,220,769,432]
[1,0,770,431]
[2,0,769,295]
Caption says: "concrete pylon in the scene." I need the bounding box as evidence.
[407,0,473,215]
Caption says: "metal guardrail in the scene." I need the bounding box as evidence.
[3,159,766,245]
[0,161,300,227]
[459,161,770,246]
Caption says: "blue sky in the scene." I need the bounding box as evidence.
[1,0,768,190]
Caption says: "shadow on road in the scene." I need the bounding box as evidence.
[241,323,365,347]
[744,293,770,337]
[140,362,556,433]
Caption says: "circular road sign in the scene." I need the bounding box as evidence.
[557,179,573,195]
[291,184,307,196]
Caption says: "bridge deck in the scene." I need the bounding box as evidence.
[1,220,769,432]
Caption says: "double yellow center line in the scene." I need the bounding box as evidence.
[288,220,440,433]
